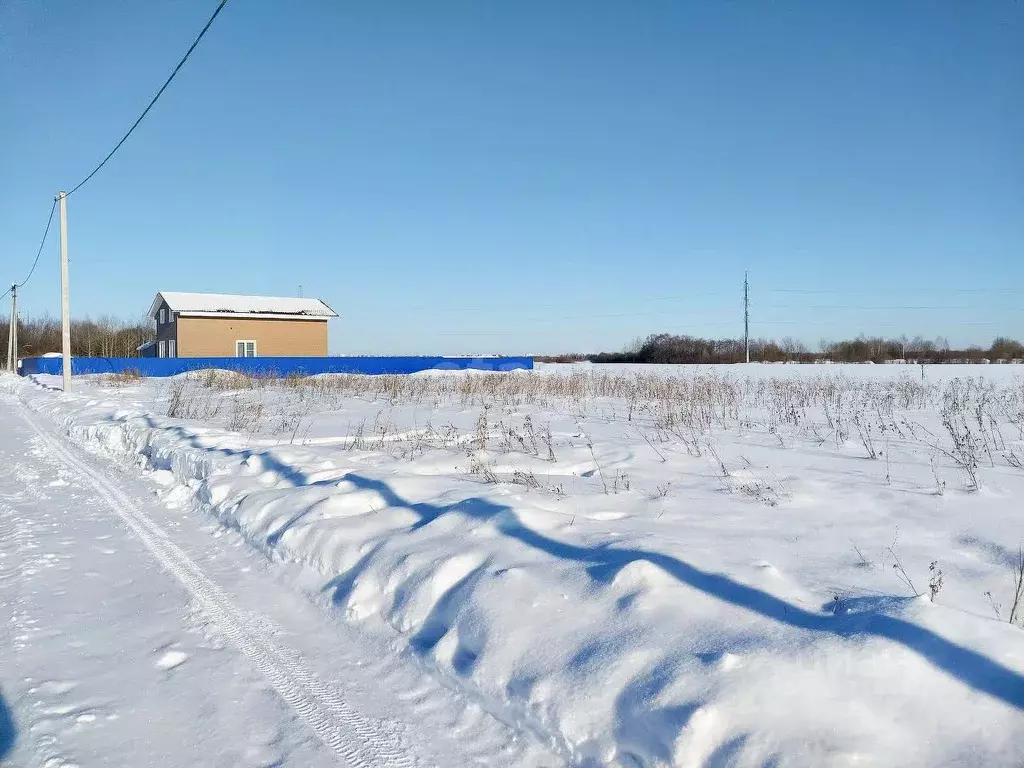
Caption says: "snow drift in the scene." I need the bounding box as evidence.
[11,365,1024,766]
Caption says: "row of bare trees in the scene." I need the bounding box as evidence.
[587,334,799,364]
[821,335,1023,363]
[541,333,1024,365]
[3,318,1020,365]
[0,314,153,359]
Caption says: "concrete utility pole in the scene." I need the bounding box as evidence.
[57,191,71,392]
[6,285,14,373]
[744,271,750,364]
[11,284,17,374]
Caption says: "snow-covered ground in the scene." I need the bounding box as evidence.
[3,363,1024,767]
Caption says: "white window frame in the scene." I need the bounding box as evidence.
[158,340,166,358]
[235,340,257,358]
[159,308,167,325]
[167,339,176,358]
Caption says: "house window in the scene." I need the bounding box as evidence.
[159,308,167,325]
[167,340,176,358]
[235,340,257,358]
[158,340,166,358]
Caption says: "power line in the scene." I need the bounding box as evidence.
[435,322,741,337]
[396,290,1016,318]
[66,0,230,197]
[752,318,1007,327]
[763,304,1024,311]
[0,198,55,305]
[404,291,731,314]
[765,288,1019,296]
[16,199,57,289]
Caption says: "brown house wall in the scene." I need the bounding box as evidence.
[175,317,328,357]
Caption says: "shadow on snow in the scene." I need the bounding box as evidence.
[130,415,1024,712]
[338,472,1024,712]
[0,686,16,760]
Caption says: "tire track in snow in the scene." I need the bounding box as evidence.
[19,407,417,768]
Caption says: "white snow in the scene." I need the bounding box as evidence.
[151,291,337,318]
[155,650,190,671]
[4,363,1024,766]
[0,380,554,767]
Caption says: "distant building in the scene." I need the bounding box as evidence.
[144,292,337,358]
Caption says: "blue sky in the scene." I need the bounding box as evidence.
[2,1,1021,354]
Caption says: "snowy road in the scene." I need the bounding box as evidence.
[0,393,558,767]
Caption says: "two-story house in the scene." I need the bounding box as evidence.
[143,292,337,358]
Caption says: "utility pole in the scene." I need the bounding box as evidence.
[743,271,750,364]
[11,284,17,374]
[6,285,14,373]
[57,191,71,392]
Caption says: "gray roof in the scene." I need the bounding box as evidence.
[149,291,337,320]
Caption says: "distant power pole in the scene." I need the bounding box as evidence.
[298,284,303,298]
[57,191,71,392]
[743,271,750,364]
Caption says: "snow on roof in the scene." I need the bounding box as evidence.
[149,292,337,319]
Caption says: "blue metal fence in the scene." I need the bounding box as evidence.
[19,356,534,377]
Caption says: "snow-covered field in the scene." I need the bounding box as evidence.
[4,363,1024,767]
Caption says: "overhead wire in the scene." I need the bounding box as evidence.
[16,199,57,289]
[764,288,1019,296]
[65,0,229,197]
[0,198,57,310]
[750,318,1005,327]
[4,1,229,314]
[762,304,1024,311]
[436,321,740,337]
[379,290,1018,319]
[404,291,732,314]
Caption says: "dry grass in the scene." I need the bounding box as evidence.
[100,369,143,387]
[159,369,1024,490]
[150,367,1024,629]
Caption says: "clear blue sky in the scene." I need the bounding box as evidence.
[2,1,1021,354]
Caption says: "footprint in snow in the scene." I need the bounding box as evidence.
[30,680,78,697]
